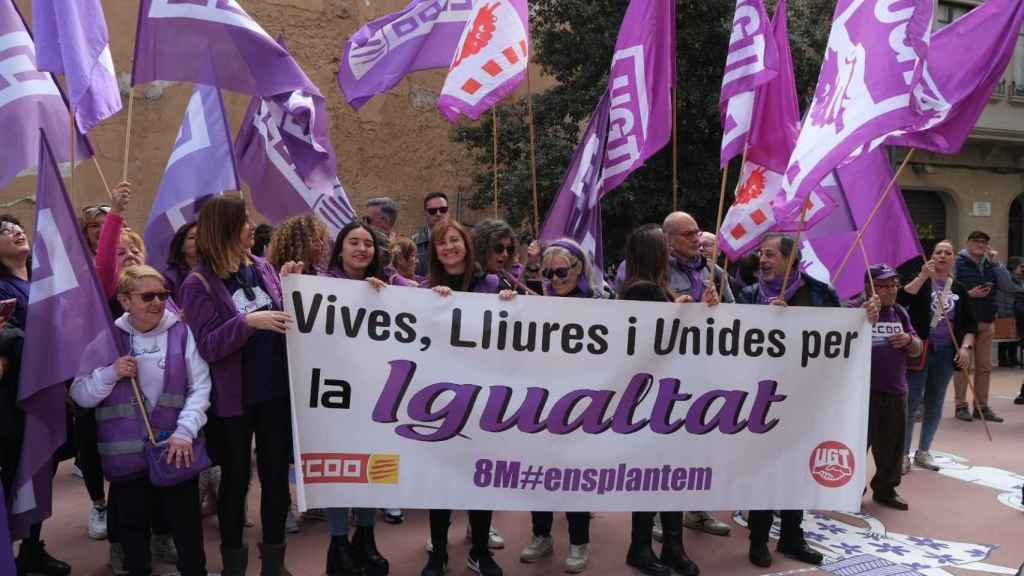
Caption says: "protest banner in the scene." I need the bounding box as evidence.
[284,275,871,512]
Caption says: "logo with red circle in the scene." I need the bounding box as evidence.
[809,441,855,488]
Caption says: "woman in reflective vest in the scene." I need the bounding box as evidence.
[72,265,211,576]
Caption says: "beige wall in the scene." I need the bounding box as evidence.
[3,0,552,239]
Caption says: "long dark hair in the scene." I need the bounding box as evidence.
[620,224,669,296]
[471,218,515,274]
[428,219,475,291]
[327,221,385,280]
[166,221,198,273]
[0,214,30,280]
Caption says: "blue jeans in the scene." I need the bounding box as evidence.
[905,341,956,453]
[325,508,376,536]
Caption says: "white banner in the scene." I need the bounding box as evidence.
[284,275,871,512]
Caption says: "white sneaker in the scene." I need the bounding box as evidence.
[914,450,940,471]
[88,504,108,540]
[564,544,590,573]
[425,535,434,553]
[652,513,663,542]
[465,523,506,549]
[519,535,553,563]
[70,464,84,479]
[901,455,911,475]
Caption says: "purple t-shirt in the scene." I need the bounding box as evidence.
[927,279,957,344]
[870,304,916,395]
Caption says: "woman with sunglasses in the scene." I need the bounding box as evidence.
[179,196,294,576]
[300,220,392,576]
[615,224,699,576]
[0,215,30,329]
[472,219,531,294]
[422,219,513,576]
[516,238,600,573]
[72,265,211,576]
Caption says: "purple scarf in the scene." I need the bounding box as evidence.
[675,256,706,301]
[758,270,803,305]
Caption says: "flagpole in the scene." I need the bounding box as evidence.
[672,85,678,212]
[832,149,915,283]
[526,63,540,235]
[778,202,809,299]
[708,142,749,287]
[492,106,500,218]
[859,241,877,299]
[69,105,76,207]
[92,158,112,200]
[121,87,135,182]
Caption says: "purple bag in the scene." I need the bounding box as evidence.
[144,435,212,487]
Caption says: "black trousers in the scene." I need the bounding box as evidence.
[531,511,590,545]
[112,475,206,576]
[74,407,106,502]
[207,399,292,549]
[429,510,492,556]
[868,390,906,498]
[748,510,804,547]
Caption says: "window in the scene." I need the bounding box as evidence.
[935,2,969,29]
[1016,33,1024,98]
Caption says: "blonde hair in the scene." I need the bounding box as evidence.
[121,230,147,260]
[117,264,167,295]
[268,215,328,271]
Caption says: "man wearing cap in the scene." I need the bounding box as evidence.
[953,231,1003,422]
[864,265,922,511]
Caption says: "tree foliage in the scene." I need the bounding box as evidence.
[452,0,834,264]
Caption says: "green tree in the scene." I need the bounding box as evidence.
[453,0,834,266]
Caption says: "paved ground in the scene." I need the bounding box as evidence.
[31,368,1024,576]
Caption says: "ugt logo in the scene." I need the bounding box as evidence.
[809,440,855,488]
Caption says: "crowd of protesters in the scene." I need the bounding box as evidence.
[1,185,1022,576]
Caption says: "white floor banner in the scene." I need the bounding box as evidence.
[283,275,871,512]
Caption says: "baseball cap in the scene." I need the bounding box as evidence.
[866,264,898,282]
[967,230,990,242]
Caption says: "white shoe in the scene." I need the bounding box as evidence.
[519,535,553,563]
[70,464,84,479]
[914,450,940,471]
[425,535,434,553]
[465,523,506,549]
[88,504,108,540]
[901,455,911,475]
[285,510,301,534]
[564,544,590,573]
[652,513,663,542]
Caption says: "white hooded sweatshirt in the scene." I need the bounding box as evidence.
[70,309,211,441]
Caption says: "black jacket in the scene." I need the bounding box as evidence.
[738,273,840,308]
[898,277,977,347]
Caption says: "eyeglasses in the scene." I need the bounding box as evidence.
[0,224,25,237]
[427,206,449,216]
[667,230,700,239]
[82,205,111,219]
[129,291,171,303]
[492,244,515,256]
[542,267,572,280]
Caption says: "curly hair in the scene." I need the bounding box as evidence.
[268,215,328,273]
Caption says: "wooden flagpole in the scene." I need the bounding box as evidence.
[526,63,540,235]
[121,88,135,183]
[672,85,679,212]
[492,106,499,218]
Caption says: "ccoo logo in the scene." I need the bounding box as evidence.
[809,441,854,488]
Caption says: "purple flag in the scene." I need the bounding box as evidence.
[778,0,933,222]
[132,0,312,98]
[540,0,674,268]
[0,484,13,573]
[338,0,475,109]
[32,0,122,133]
[719,0,778,166]
[145,84,239,273]
[802,148,922,299]
[437,0,529,122]
[11,132,119,535]
[0,1,93,190]
[889,0,1024,154]
[539,92,611,267]
[236,94,356,237]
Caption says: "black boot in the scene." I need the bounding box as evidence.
[626,513,670,576]
[16,539,71,576]
[258,542,292,576]
[220,545,249,576]
[420,552,447,576]
[1015,382,1024,405]
[351,527,388,576]
[659,512,700,576]
[326,535,363,576]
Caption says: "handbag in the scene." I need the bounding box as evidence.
[906,338,929,372]
[127,374,211,487]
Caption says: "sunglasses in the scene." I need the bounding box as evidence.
[542,267,572,280]
[129,291,171,303]
[427,206,449,216]
[0,224,25,237]
[82,205,111,219]
[492,244,515,256]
